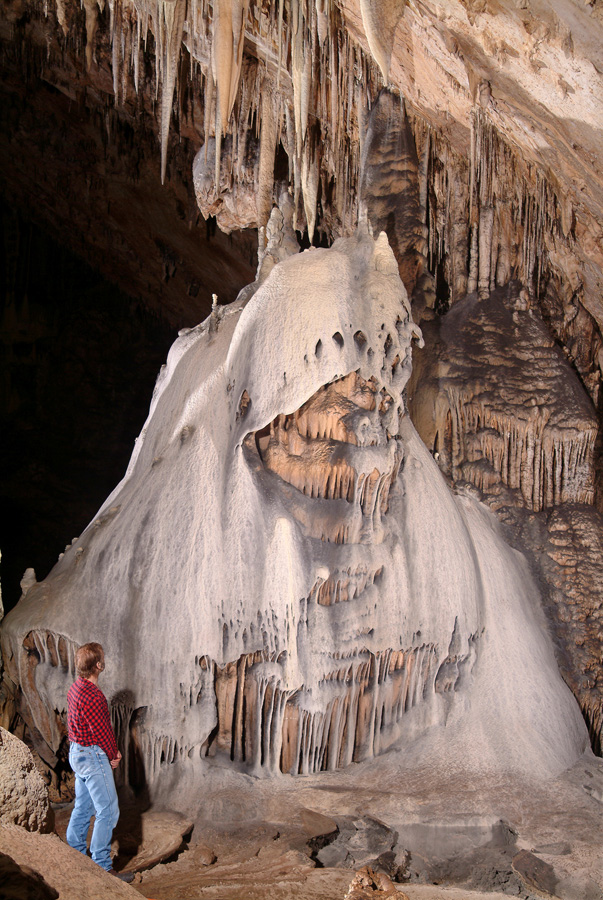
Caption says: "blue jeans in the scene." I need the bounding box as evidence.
[66,742,120,871]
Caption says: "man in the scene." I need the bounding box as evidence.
[66,642,134,883]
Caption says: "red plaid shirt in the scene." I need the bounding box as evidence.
[67,677,119,761]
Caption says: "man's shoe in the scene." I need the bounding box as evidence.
[107,867,135,883]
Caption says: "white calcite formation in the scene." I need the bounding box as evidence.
[0,232,590,802]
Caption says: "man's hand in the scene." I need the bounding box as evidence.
[110,751,122,769]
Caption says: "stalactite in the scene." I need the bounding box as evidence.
[291,0,311,160]
[203,66,214,161]
[67,0,376,240]
[212,0,249,136]
[256,79,278,228]
[110,0,122,101]
[82,0,99,70]
[359,0,405,83]
[276,0,284,87]
[133,7,141,92]
[158,0,186,184]
[194,640,461,776]
[301,137,319,243]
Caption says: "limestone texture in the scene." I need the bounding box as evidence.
[406,281,603,756]
[0,727,51,833]
[514,503,603,756]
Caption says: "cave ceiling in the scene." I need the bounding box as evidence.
[1,0,602,331]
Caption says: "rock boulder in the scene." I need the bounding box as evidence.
[0,728,51,833]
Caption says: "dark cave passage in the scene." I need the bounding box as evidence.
[0,206,176,613]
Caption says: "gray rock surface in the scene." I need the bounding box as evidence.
[316,816,398,870]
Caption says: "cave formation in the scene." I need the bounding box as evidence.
[1,0,603,893]
[0,228,590,796]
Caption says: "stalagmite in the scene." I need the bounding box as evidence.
[1,231,589,809]
[1,0,595,834]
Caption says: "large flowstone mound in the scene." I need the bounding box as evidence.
[0,230,590,811]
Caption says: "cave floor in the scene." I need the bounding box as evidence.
[132,824,516,900]
[57,749,603,900]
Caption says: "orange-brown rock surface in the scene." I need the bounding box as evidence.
[409,284,598,511]
[0,728,52,833]
[0,824,139,899]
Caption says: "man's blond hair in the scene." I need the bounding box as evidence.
[75,642,104,678]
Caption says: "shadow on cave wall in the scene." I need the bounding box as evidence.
[0,206,175,613]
